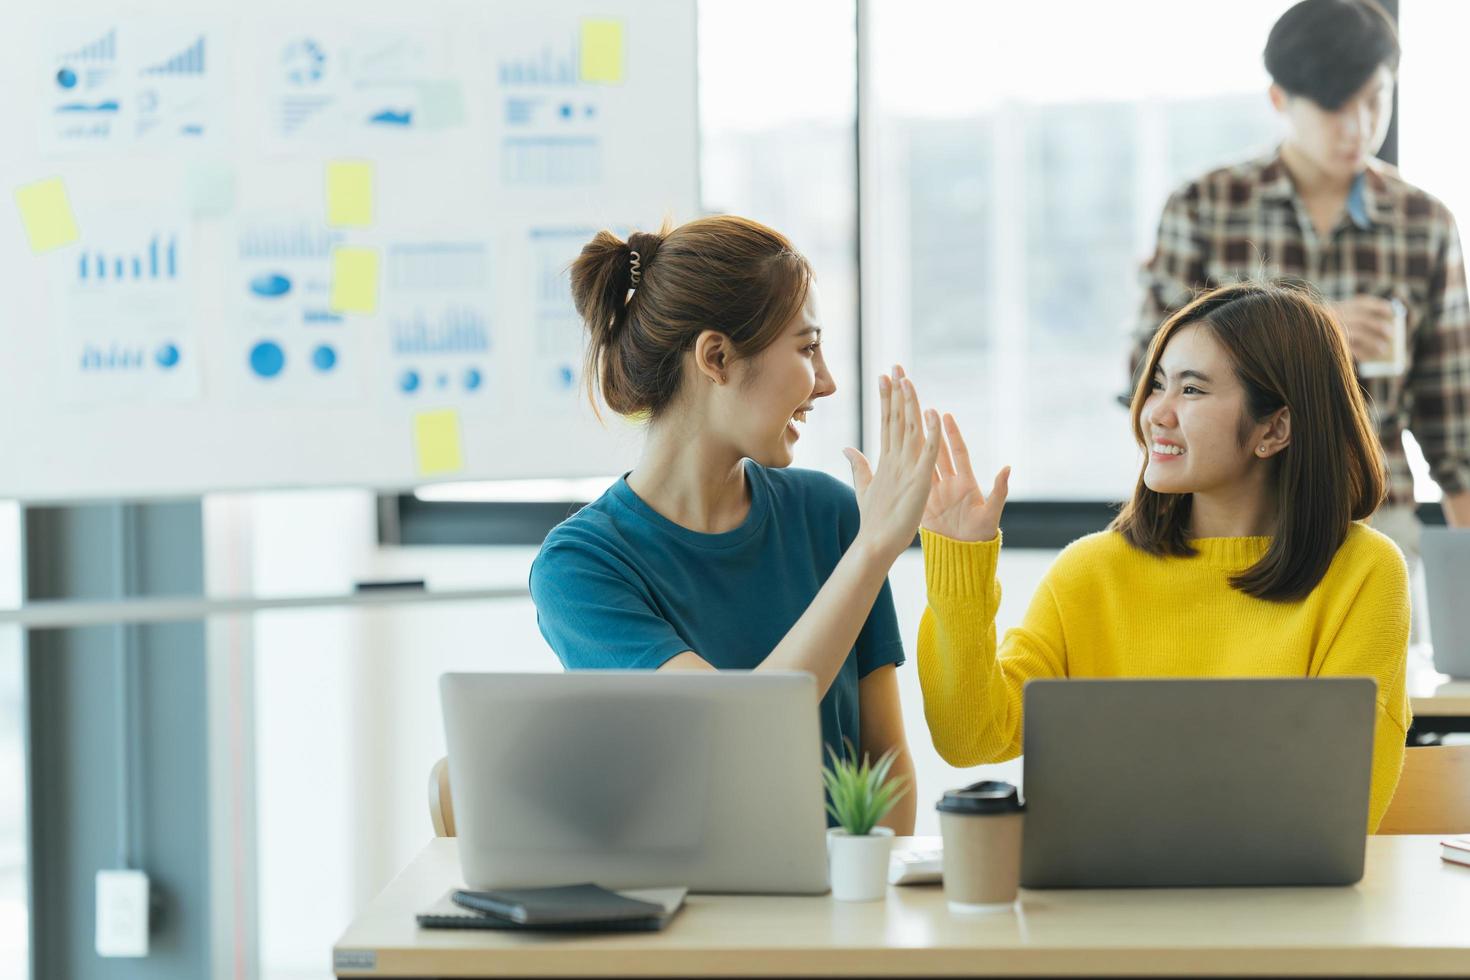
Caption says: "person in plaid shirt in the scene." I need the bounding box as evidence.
[1132,0,1470,604]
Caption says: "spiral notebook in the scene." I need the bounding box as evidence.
[417,884,687,932]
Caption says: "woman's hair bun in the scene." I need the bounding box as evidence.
[625,229,664,286]
[570,215,811,421]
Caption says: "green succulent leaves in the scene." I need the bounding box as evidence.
[821,741,909,836]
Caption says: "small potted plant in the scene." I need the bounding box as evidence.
[822,743,909,902]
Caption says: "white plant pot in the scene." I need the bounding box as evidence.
[827,826,894,902]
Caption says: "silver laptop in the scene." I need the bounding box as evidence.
[1423,527,1470,677]
[439,671,830,894]
[1020,678,1375,889]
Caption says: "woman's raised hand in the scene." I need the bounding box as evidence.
[922,413,1010,543]
[843,365,944,562]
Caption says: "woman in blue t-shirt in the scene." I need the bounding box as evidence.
[530,215,947,833]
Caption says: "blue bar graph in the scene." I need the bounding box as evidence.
[391,307,491,355]
[77,234,180,284]
[498,36,578,86]
[239,223,339,259]
[143,36,205,76]
[63,28,117,64]
[79,342,145,370]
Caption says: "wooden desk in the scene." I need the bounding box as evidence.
[334,837,1470,977]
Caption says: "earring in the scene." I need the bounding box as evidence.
[1257,445,1267,455]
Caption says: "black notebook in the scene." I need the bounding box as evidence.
[417,884,687,932]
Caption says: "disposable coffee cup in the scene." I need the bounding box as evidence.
[1358,297,1408,379]
[936,780,1025,913]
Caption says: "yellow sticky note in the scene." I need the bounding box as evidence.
[414,409,464,476]
[580,20,624,83]
[330,246,379,313]
[14,177,80,254]
[326,160,373,227]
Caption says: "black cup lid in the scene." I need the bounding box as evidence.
[936,780,1025,815]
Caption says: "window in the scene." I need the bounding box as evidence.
[700,0,859,478]
[864,0,1286,501]
[1395,2,1464,503]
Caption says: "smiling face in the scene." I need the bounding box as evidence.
[1141,323,1265,497]
[1274,65,1394,183]
[723,280,837,468]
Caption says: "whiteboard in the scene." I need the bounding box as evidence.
[0,0,697,501]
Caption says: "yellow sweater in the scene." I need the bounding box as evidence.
[917,524,1411,831]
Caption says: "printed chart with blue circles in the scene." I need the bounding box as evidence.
[249,340,285,379]
[396,366,487,395]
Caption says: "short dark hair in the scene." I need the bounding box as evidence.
[1264,0,1399,111]
[1112,281,1388,603]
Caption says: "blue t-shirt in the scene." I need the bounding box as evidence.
[529,461,905,768]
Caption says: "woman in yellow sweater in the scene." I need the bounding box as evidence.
[917,281,1410,830]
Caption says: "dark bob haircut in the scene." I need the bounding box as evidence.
[1264,0,1399,111]
[1112,281,1388,603]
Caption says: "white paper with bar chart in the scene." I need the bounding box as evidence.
[0,0,696,500]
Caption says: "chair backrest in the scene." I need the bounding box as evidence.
[428,756,456,837]
[1377,744,1470,835]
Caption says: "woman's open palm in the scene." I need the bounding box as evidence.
[844,366,944,562]
[922,414,1010,543]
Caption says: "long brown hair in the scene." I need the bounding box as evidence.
[568,215,812,418]
[1111,280,1387,602]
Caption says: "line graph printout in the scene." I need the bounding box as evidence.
[261,24,464,147]
[44,21,224,149]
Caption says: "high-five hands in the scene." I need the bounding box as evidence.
[922,412,1010,543]
[844,365,943,562]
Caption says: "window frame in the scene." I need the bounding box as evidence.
[384,0,1436,550]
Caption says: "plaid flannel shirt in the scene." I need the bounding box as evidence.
[1132,150,1470,507]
